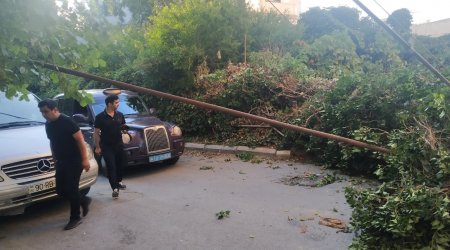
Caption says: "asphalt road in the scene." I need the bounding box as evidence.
[0,151,354,250]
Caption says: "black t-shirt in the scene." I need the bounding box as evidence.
[94,110,125,147]
[45,114,81,162]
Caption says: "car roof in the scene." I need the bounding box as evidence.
[54,89,139,101]
[84,89,139,98]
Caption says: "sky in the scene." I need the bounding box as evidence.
[300,0,450,24]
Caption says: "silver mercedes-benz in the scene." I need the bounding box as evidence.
[0,91,98,215]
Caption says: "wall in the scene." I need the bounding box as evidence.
[412,18,450,37]
[247,0,301,24]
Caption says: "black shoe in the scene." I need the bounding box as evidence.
[112,189,119,199]
[81,197,92,217]
[118,182,127,190]
[64,218,82,230]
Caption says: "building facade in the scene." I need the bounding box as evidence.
[247,0,301,24]
[412,18,450,37]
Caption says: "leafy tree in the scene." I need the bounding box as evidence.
[415,34,450,76]
[299,6,360,42]
[141,0,250,92]
[387,8,413,39]
[304,32,362,78]
[247,11,300,54]
[0,0,107,103]
[90,0,179,26]
[385,8,415,61]
[358,17,398,63]
[0,0,61,96]
[328,6,361,30]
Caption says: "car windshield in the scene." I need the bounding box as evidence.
[91,95,148,116]
[0,92,46,126]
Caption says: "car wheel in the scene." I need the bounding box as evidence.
[164,156,179,165]
[80,187,90,197]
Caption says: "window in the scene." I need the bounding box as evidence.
[57,98,74,116]
[91,95,148,116]
[73,101,89,118]
[0,92,45,124]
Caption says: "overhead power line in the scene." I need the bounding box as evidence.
[264,0,295,23]
[352,0,450,86]
[369,0,445,73]
[372,0,389,16]
[266,0,284,16]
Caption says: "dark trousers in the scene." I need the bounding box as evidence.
[55,161,85,220]
[102,145,126,190]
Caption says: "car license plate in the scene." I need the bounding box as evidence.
[29,179,56,194]
[149,152,171,162]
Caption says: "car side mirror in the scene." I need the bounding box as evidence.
[72,114,89,124]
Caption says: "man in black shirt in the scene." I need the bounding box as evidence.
[38,99,91,230]
[94,94,127,199]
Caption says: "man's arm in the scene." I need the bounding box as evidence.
[73,130,90,172]
[93,128,101,156]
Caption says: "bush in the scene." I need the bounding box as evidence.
[346,130,450,249]
[346,183,450,250]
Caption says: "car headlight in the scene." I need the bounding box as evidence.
[170,126,182,136]
[128,130,137,138]
[124,130,138,145]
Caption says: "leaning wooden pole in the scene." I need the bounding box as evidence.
[36,61,389,154]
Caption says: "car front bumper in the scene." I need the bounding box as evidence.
[0,168,97,216]
[124,138,184,166]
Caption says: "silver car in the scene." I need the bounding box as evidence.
[0,91,98,215]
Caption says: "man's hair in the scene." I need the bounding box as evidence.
[38,99,58,110]
[105,94,119,105]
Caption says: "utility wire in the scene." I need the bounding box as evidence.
[265,0,294,23]
[372,0,389,16]
[353,0,450,86]
[369,0,447,76]
[268,0,446,82]
[265,0,285,16]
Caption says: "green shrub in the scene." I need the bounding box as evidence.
[377,129,450,184]
[346,130,450,249]
[346,184,450,250]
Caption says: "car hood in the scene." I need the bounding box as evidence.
[125,115,164,129]
[0,125,51,164]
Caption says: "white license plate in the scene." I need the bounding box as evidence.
[149,152,171,162]
[29,179,56,194]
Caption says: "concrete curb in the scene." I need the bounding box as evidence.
[185,142,291,160]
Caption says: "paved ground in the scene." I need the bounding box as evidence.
[0,151,354,250]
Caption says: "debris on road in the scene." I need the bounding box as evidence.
[279,172,343,187]
[216,210,231,220]
[318,217,347,230]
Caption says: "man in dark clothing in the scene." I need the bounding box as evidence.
[38,99,91,230]
[94,94,127,199]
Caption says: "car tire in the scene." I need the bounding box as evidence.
[80,187,91,197]
[164,156,179,165]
